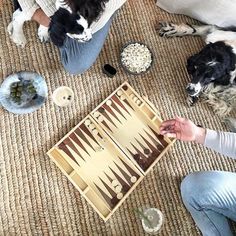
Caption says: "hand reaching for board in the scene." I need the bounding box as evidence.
[160,116,206,144]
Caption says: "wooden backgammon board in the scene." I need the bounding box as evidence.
[47,82,175,221]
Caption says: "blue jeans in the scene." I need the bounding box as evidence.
[59,18,113,75]
[181,171,236,236]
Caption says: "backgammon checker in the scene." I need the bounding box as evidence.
[47,82,176,221]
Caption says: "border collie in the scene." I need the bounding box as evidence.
[158,22,236,117]
[7,0,92,48]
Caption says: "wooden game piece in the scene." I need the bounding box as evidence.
[117,192,123,199]
[89,124,96,130]
[133,154,140,160]
[106,100,112,106]
[111,197,119,206]
[85,119,91,126]
[112,179,119,187]
[92,129,99,136]
[122,85,128,91]
[120,95,126,101]
[117,90,123,96]
[130,94,135,99]
[130,176,137,183]
[136,100,142,106]
[98,116,104,122]
[93,112,100,118]
[114,185,122,193]
[144,148,150,155]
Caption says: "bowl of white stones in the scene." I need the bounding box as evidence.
[120,42,153,75]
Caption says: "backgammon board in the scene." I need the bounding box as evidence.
[47,82,175,221]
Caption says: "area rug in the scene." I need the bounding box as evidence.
[0,1,235,235]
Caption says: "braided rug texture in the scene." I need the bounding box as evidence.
[0,0,235,235]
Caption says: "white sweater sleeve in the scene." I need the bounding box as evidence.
[18,0,40,18]
[90,0,127,33]
[18,0,56,17]
[204,129,236,159]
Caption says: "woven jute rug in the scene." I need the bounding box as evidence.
[1,1,236,235]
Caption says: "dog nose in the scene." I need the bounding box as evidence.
[186,85,196,96]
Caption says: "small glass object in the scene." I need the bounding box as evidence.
[136,207,164,235]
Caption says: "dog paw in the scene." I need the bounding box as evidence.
[13,34,27,47]
[158,21,178,38]
[37,25,50,43]
[224,117,236,132]
[8,21,27,47]
[187,96,196,107]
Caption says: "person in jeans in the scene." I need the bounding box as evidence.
[160,116,236,236]
[13,0,126,74]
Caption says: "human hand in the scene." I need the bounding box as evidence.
[159,116,206,144]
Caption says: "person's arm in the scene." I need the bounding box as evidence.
[32,8,50,27]
[160,116,236,159]
[204,129,236,158]
[17,0,53,27]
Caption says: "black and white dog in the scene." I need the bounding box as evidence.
[158,22,236,116]
[7,0,92,48]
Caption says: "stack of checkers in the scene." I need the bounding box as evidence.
[111,175,137,200]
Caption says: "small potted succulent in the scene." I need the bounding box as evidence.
[0,71,47,114]
[10,79,37,106]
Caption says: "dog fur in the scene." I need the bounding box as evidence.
[7,0,92,48]
[158,22,236,117]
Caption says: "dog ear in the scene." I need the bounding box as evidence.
[187,54,199,74]
[229,55,236,72]
[49,21,67,47]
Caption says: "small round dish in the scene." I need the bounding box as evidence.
[120,41,154,75]
[0,71,48,114]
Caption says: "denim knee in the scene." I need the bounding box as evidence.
[181,173,197,205]
[62,59,92,75]
[181,171,219,209]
